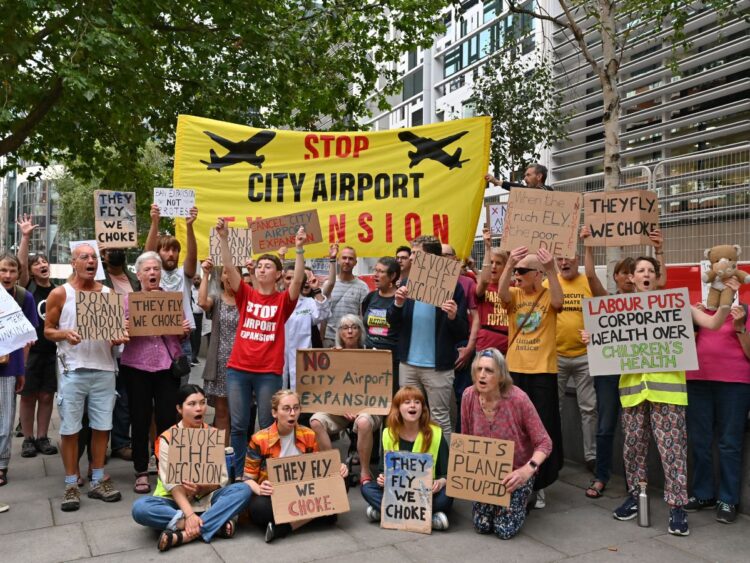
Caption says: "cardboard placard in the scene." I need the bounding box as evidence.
[297,349,393,415]
[0,289,37,356]
[582,287,697,375]
[75,291,126,341]
[128,292,184,336]
[93,190,137,248]
[381,451,433,534]
[165,427,226,485]
[500,188,581,258]
[584,190,658,247]
[267,450,350,524]
[406,250,462,307]
[69,240,105,280]
[248,210,323,254]
[154,188,195,218]
[208,227,253,266]
[446,433,515,507]
[486,203,507,236]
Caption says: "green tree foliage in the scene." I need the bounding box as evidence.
[1,0,450,175]
[467,41,569,181]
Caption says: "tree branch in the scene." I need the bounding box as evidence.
[0,77,63,157]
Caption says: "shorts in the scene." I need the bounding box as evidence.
[310,412,381,435]
[21,351,58,395]
[57,369,116,435]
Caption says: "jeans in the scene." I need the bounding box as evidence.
[111,368,130,452]
[593,374,621,484]
[361,480,454,514]
[687,380,750,505]
[131,483,251,542]
[227,368,282,476]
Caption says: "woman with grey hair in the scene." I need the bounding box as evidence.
[121,251,191,494]
[334,313,366,349]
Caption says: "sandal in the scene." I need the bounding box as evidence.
[134,473,151,494]
[158,529,185,552]
[217,516,237,539]
[585,480,606,499]
[0,468,7,487]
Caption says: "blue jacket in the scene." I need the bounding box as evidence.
[386,282,469,371]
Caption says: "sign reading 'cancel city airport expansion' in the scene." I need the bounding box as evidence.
[583,288,697,375]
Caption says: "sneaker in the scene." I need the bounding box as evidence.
[534,488,546,509]
[365,506,380,522]
[87,478,122,503]
[191,360,199,366]
[21,437,37,458]
[35,437,58,455]
[668,506,690,536]
[431,511,449,531]
[684,496,716,512]
[147,454,158,475]
[613,495,639,521]
[111,446,133,461]
[0,502,8,513]
[61,485,80,512]
[716,501,737,524]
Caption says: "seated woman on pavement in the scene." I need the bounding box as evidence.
[461,348,551,539]
[131,384,251,551]
[310,313,382,487]
[244,389,349,543]
[360,385,453,530]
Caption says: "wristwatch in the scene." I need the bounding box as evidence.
[528,460,539,473]
[736,326,747,335]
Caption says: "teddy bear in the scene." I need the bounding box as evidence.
[702,244,749,310]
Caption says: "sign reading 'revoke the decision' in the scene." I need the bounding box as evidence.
[582,287,697,375]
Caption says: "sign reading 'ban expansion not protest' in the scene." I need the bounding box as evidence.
[583,288,697,375]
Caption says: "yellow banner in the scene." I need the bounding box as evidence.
[173,115,490,259]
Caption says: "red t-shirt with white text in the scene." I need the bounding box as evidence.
[227,282,297,375]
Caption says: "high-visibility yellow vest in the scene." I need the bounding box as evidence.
[619,371,688,407]
[382,424,442,478]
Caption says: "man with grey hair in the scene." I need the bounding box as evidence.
[323,246,369,347]
[45,244,127,511]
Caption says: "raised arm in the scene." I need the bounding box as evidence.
[499,247,526,306]
[16,213,38,287]
[650,229,667,289]
[287,227,307,302]
[216,218,241,293]
[183,206,198,279]
[322,243,338,297]
[580,225,607,297]
[476,227,492,299]
[198,259,215,312]
[538,248,563,311]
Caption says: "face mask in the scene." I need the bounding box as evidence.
[107,250,126,267]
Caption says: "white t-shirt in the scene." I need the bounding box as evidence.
[160,266,195,329]
[279,431,301,458]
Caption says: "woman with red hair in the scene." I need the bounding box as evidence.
[360,386,453,530]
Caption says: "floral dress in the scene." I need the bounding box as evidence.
[205,299,238,404]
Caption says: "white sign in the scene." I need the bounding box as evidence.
[0,289,37,356]
[154,188,195,218]
[69,240,105,280]
[583,287,697,375]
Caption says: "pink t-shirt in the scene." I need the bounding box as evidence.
[687,308,750,384]
[460,385,552,470]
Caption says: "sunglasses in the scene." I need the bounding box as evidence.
[513,267,538,275]
[479,349,494,358]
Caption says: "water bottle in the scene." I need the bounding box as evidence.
[637,481,650,527]
[225,447,236,483]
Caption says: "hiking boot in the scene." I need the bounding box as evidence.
[716,501,737,524]
[35,437,58,455]
[684,496,716,512]
[88,478,122,503]
[61,485,80,512]
[668,506,689,536]
[365,506,380,522]
[431,511,449,531]
[613,495,638,521]
[21,437,37,458]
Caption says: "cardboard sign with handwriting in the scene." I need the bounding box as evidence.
[500,188,581,258]
[584,190,658,247]
[165,427,226,485]
[446,433,515,507]
[76,291,126,340]
[248,210,323,254]
[128,292,184,336]
[0,288,37,356]
[94,190,137,249]
[267,450,350,524]
[296,349,392,415]
[406,250,461,307]
[381,451,433,534]
[486,203,507,236]
[154,188,195,218]
[209,227,253,266]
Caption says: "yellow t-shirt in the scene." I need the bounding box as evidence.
[543,274,591,358]
[503,286,557,374]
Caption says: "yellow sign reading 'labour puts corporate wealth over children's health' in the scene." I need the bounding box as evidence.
[173,115,491,259]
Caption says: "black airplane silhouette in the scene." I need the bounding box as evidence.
[200,129,276,171]
[398,130,470,169]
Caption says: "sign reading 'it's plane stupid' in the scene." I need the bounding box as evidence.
[173,115,491,260]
